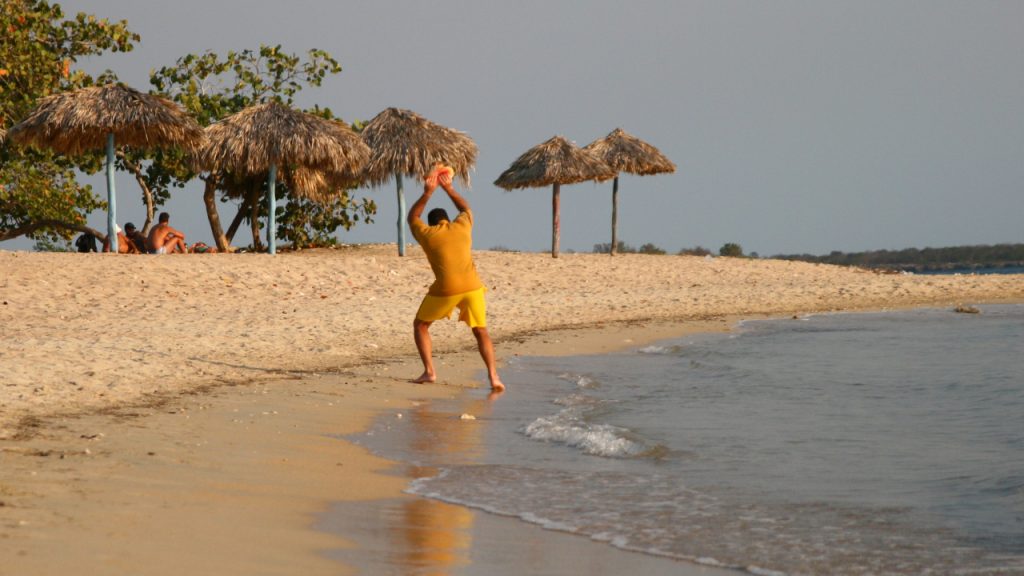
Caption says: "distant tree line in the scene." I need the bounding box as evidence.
[593,241,666,255]
[773,243,1024,272]
[593,241,755,258]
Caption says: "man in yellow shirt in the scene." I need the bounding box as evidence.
[408,166,504,393]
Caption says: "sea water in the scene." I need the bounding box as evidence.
[352,305,1024,575]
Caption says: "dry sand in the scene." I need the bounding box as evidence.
[1,245,1021,574]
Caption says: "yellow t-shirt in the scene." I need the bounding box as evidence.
[410,210,483,296]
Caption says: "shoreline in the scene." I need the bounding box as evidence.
[0,317,746,575]
[2,247,1023,573]
[324,302,1024,575]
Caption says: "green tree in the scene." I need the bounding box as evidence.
[637,242,666,255]
[143,45,375,251]
[0,0,138,246]
[593,241,636,254]
[678,245,712,256]
[719,242,744,257]
[277,192,376,249]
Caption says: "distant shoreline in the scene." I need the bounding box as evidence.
[774,242,1024,275]
[890,262,1024,275]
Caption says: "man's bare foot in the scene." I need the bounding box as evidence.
[489,377,505,393]
[411,372,436,384]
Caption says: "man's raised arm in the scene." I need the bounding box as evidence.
[408,173,439,226]
[438,172,470,213]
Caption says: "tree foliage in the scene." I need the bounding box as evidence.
[719,243,744,257]
[0,0,138,245]
[143,45,375,250]
[638,242,666,255]
[593,241,635,254]
[277,193,376,249]
[678,245,712,256]
[592,241,666,255]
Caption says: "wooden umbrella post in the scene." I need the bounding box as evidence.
[105,133,118,253]
[552,183,561,259]
[610,176,619,256]
[396,172,406,257]
[495,135,615,258]
[267,163,277,255]
[583,128,677,258]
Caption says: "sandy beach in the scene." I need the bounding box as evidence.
[1,245,1022,574]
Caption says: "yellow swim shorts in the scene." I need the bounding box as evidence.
[416,287,487,328]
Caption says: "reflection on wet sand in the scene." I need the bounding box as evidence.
[320,387,736,575]
[395,395,495,574]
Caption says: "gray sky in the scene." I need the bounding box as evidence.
[5,0,1023,255]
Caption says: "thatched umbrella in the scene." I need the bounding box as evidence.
[7,84,203,252]
[494,135,615,258]
[360,107,478,256]
[584,128,676,255]
[195,101,370,254]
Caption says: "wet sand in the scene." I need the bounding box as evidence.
[1,321,739,575]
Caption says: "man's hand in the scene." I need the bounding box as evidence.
[411,171,441,226]
[437,171,470,214]
[424,171,439,194]
[438,171,453,190]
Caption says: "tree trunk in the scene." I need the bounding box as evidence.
[202,174,231,252]
[249,188,263,252]
[551,183,560,259]
[225,195,251,244]
[117,151,156,234]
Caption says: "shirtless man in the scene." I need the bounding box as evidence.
[146,212,187,254]
[407,165,504,393]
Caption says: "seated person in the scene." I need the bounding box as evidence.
[102,225,139,253]
[146,212,187,254]
[75,232,98,253]
[124,222,148,254]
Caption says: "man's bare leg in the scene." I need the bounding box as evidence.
[412,319,436,383]
[472,327,504,392]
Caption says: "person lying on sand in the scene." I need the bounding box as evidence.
[146,212,187,254]
[189,242,216,253]
[407,164,504,393]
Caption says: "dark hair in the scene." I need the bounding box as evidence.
[158,212,170,223]
[124,222,136,231]
[427,208,450,226]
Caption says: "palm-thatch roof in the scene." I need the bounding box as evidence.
[360,107,477,186]
[583,128,676,175]
[288,165,362,203]
[582,128,676,256]
[494,135,616,190]
[195,101,370,202]
[7,84,203,155]
[197,101,369,178]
